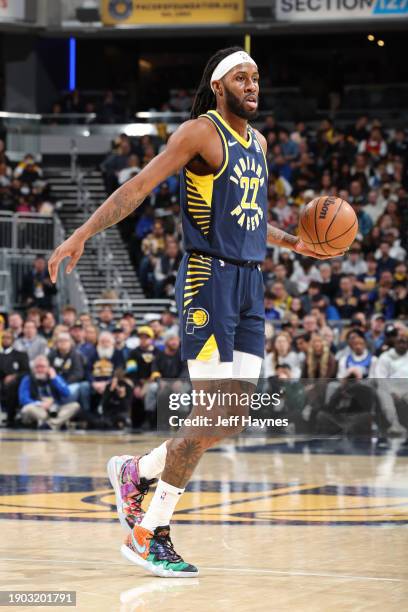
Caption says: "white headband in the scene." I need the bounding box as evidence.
[210,51,257,93]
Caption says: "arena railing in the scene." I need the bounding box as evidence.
[0,212,88,313]
[91,298,172,323]
[0,211,54,251]
[3,108,407,159]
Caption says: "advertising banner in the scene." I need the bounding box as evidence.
[276,0,408,22]
[101,0,244,25]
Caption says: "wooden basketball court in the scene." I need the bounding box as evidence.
[1,431,407,611]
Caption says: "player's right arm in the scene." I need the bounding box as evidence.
[48,119,215,283]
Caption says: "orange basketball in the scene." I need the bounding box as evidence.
[298,196,358,256]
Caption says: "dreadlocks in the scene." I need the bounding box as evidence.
[190,46,244,119]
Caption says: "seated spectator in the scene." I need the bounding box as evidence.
[301,281,322,314]
[267,364,306,433]
[61,305,78,328]
[374,330,408,435]
[153,178,179,208]
[79,313,93,327]
[341,244,367,276]
[118,154,141,185]
[337,330,377,379]
[262,115,279,139]
[358,126,387,160]
[8,313,23,341]
[97,90,123,124]
[355,255,378,296]
[14,154,43,183]
[152,240,182,298]
[0,329,30,426]
[126,325,161,429]
[48,332,90,415]
[269,172,292,199]
[352,202,373,237]
[18,355,80,430]
[97,305,116,332]
[135,204,155,243]
[365,314,385,354]
[264,292,281,321]
[261,255,275,287]
[14,320,48,362]
[101,135,132,194]
[21,255,56,310]
[89,331,125,409]
[112,324,131,362]
[270,281,292,318]
[285,297,305,319]
[320,325,337,353]
[160,307,180,340]
[302,334,337,379]
[375,241,398,275]
[69,320,86,349]
[264,332,302,379]
[301,334,338,427]
[126,326,160,383]
[290,259,321,294]
[279,128,299,161]
[101,371,134,430]
[334,276,360,319]
[394,283,408,319]
[302,314,319,335]
[368,279,395,319]
[79,324,99,375]
[39,311,56,346]
[311,294,340,322]
[317,263,337,300]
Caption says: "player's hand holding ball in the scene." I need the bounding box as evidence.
[296,196,358,259]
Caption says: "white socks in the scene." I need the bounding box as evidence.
[140,479,184,532]
[138,442,168,480]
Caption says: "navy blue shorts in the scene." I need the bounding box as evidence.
[174,252,265,362]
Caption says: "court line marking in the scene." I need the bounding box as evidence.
[0,557,406,583]
[200,566,406,582]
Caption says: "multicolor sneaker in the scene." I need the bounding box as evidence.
[107,455,155,531]
[121,525,198,578]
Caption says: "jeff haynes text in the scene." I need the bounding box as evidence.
[168,415,289,428]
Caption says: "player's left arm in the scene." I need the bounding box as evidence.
[254,129,342,261]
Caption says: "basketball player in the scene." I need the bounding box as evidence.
[49,47,341,577]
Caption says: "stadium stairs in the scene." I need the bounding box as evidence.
[46,167,165,320]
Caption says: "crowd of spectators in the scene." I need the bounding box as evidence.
[0,293,407,440]
[48,90,128,125]
[0,145,54,216]
[0,296,184,431]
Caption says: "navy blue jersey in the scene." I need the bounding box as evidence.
[345,351,373,378]
[180,110,268,263]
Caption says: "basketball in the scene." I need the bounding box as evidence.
[298,196,358,256]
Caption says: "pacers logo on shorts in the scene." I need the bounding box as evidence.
[186,308,209,335]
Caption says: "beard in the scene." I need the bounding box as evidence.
[97,346,114,359]
[224,85,259,121]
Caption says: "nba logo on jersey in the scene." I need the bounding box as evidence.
[186,308,209,335]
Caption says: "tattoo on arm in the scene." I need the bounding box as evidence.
[78,182,146,238]
[267,224,298,249]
